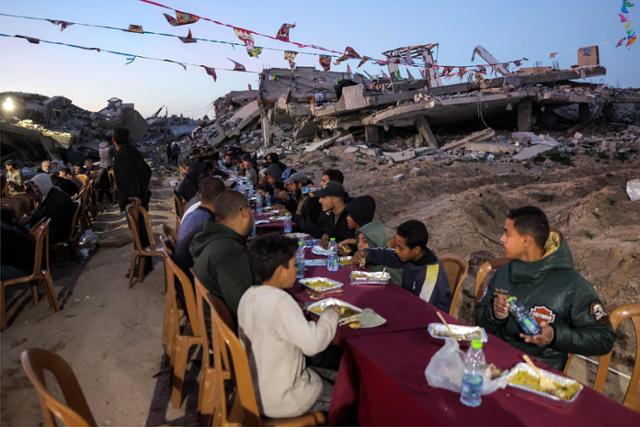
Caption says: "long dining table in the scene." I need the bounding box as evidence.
[288,245,640,426]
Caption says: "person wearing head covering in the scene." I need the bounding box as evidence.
[314,181,355,247]
[26,173,75,244]
[343,195,403,284]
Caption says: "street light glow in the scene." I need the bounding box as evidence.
[2,97,14,112]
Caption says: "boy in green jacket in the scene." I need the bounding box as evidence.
[475,206,615,370]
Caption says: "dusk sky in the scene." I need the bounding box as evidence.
[1,0,638,117]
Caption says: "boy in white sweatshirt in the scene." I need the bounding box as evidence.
[238,234,340,418]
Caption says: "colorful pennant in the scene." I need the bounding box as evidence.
[128,24,144,33]
[284,50,297,70]
[319,55,331,71]
[179,29,196,43]
[335,46,361,65]
[47,19,72,31]
[228,58,246,72]
[163,11,199,26]
[202,66,217,81]
[276,23,295,42]
[617,0,637,48]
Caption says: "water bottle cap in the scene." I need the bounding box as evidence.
[507,296,517,303]
[471,339,483,350]
[330,237,336,241]
[298,240,304,246]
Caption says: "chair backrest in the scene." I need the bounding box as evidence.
[125,204,157,251]
[173,191,186,220]
[164,253,201,338]
[440,253,469,318]
[29,218,51,277]
[68,200,82,242]
[162,224,177,253]
[474,258,510,302]
[210,296,262,426]
[21,348,97,426]
[593,303,640,411]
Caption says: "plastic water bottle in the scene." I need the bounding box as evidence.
[284,214,292,233]
[255,192,263,214]
[508,296,541,335]
[327,238,339,272]
[460,339,485,407]
[247,181,254,198]
[266,193,272,209]
[296,240,305,279]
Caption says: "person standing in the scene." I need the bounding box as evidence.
[98,137,115,202]
[112,128,153,273]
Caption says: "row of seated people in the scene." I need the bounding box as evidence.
[167,153,615,418]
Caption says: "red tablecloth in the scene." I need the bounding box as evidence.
[289,255,437,346]
[254,212,288,230]
[329,328,640,426]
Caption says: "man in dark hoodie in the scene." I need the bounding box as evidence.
[354,220,451,312]
[475,206,615,370]
[190,190,254,315]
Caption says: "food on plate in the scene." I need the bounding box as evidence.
[486,363,503,380]
[508,370,581,401]
[308,304,359,318]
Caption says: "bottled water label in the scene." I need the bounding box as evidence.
[460,372,483,407]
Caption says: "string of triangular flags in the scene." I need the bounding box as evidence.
[616,0,637,48]
[0,32,259,83]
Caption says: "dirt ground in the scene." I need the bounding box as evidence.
[1,140,638,424]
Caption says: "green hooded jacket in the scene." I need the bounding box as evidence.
[190,222,253,315]
[475,232,615,370]
[357,220,403,285]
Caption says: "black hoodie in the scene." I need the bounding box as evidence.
[190,222,253,315]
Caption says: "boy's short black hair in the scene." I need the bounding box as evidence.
[266,152,279,162]
[60,167,72,175]
[199,177,226,204]
[507,206,550,249]
[213,190,248,221]
[322,168,344,184]
[113,127,130,145]
[249,234,298,284]
[396,220,429,249]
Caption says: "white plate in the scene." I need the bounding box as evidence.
[287,232,310,239]
[306,298,362,319]
[505,362,583,403]
[299,277,344,292]
[427,323,488,342]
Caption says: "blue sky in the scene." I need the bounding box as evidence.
[0,0,638,117]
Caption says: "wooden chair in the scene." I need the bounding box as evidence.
[1,219,58,331]
[54,200,82,259]
[440,253,469,318]
[173,191,187,233]
[125,204,165,288]
[564,303,640,412]
[163,253,205,408]
[162,224,178,254]
[194,276,234,423]
[21,348,97,426]
[107,168,117,205]
[474,258,510,303]
[209,295,326,426]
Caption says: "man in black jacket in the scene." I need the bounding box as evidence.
[112,128,153,274]
[314,181,354,248]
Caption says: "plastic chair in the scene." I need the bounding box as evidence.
[1,219,58,331]
[440,253,469,318]
[194,276,234,424]
[474,258,510,303]
[162,224,177,254]
[164,253,205,408]
[21,348,97,426]
[564,303,640,412]
[210,297,326,426]
[125,204,165,288]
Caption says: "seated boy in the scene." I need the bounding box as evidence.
[354,220,451,312]
[238,234,340,418]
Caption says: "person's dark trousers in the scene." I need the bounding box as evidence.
[96,168,112,203]
[138,203,153,274]
[306,345,343,371]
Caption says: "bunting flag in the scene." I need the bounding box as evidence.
[627,34,638,46]
[128,24,144,33]
[457,66,468,78]
[284,50,297,70]
[164,58,187,70]
[616,37,627,47]
[15,34,40,44]
[402,54,416,66]
[163,11,200,26]
[234,28,262,57]
[357,56,370,68]
[476,65,487,75]
[549,52,558,59]
[125,56,136,65]
[335,46,361,65]
[179,29,196,43]
[440,65,454,78]
[319,54,331,71]
[202,66,217,81]
[276,23,295,42]
[617,0,637,48]
[228,58,246,71]
[47,19,72,31]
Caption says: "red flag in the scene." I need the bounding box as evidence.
[228,58,246,72]
[627,34,637,47]
[457,67,467,78]
[276,23,295,42]
[319,55,332,71]
[203,66,217,81]
[164,11,200,26]
[179,29,196,43]
[335,46,361,64]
